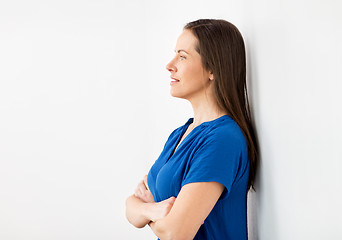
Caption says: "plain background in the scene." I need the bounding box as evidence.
[1,0,341,239]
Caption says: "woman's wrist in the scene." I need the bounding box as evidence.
[141,201,157,222]
[126,195,155,228]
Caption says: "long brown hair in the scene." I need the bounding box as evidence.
[184,19,258,191]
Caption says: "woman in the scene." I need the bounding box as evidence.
[126,19,258,240]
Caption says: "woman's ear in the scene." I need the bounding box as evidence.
[209,72,214,81]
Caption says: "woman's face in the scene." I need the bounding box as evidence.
[166,29,213,101]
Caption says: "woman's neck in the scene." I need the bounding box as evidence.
[189,96,226,127]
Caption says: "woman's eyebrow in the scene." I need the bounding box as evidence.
[174,49,190,54]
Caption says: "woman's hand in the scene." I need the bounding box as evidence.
[126,194,176,229]
[126,175,177,229]
[134,175,155,203]
[133,175,176,221]
[150,196,176,222]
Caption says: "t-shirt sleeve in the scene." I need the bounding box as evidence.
[181,130,247,200]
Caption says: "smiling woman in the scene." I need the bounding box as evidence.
[167,31,211,101]
[126,19,258,240]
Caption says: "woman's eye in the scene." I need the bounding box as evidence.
[180,55,186,60]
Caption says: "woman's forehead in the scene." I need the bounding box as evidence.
[175,30,198,54]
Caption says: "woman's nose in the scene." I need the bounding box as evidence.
[166,60,176,72]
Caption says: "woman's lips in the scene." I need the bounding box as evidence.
[170,77,180,85]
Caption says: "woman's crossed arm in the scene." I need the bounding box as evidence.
[148,181,224,240]
[126,176,224,240]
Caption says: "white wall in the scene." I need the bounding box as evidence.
[0,0,341,239]
[245,0,342,239]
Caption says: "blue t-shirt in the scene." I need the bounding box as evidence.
[147,115,250,240]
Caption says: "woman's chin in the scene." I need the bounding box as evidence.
[170,90,184,99]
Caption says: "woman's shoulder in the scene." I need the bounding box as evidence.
[203,115,247,148]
